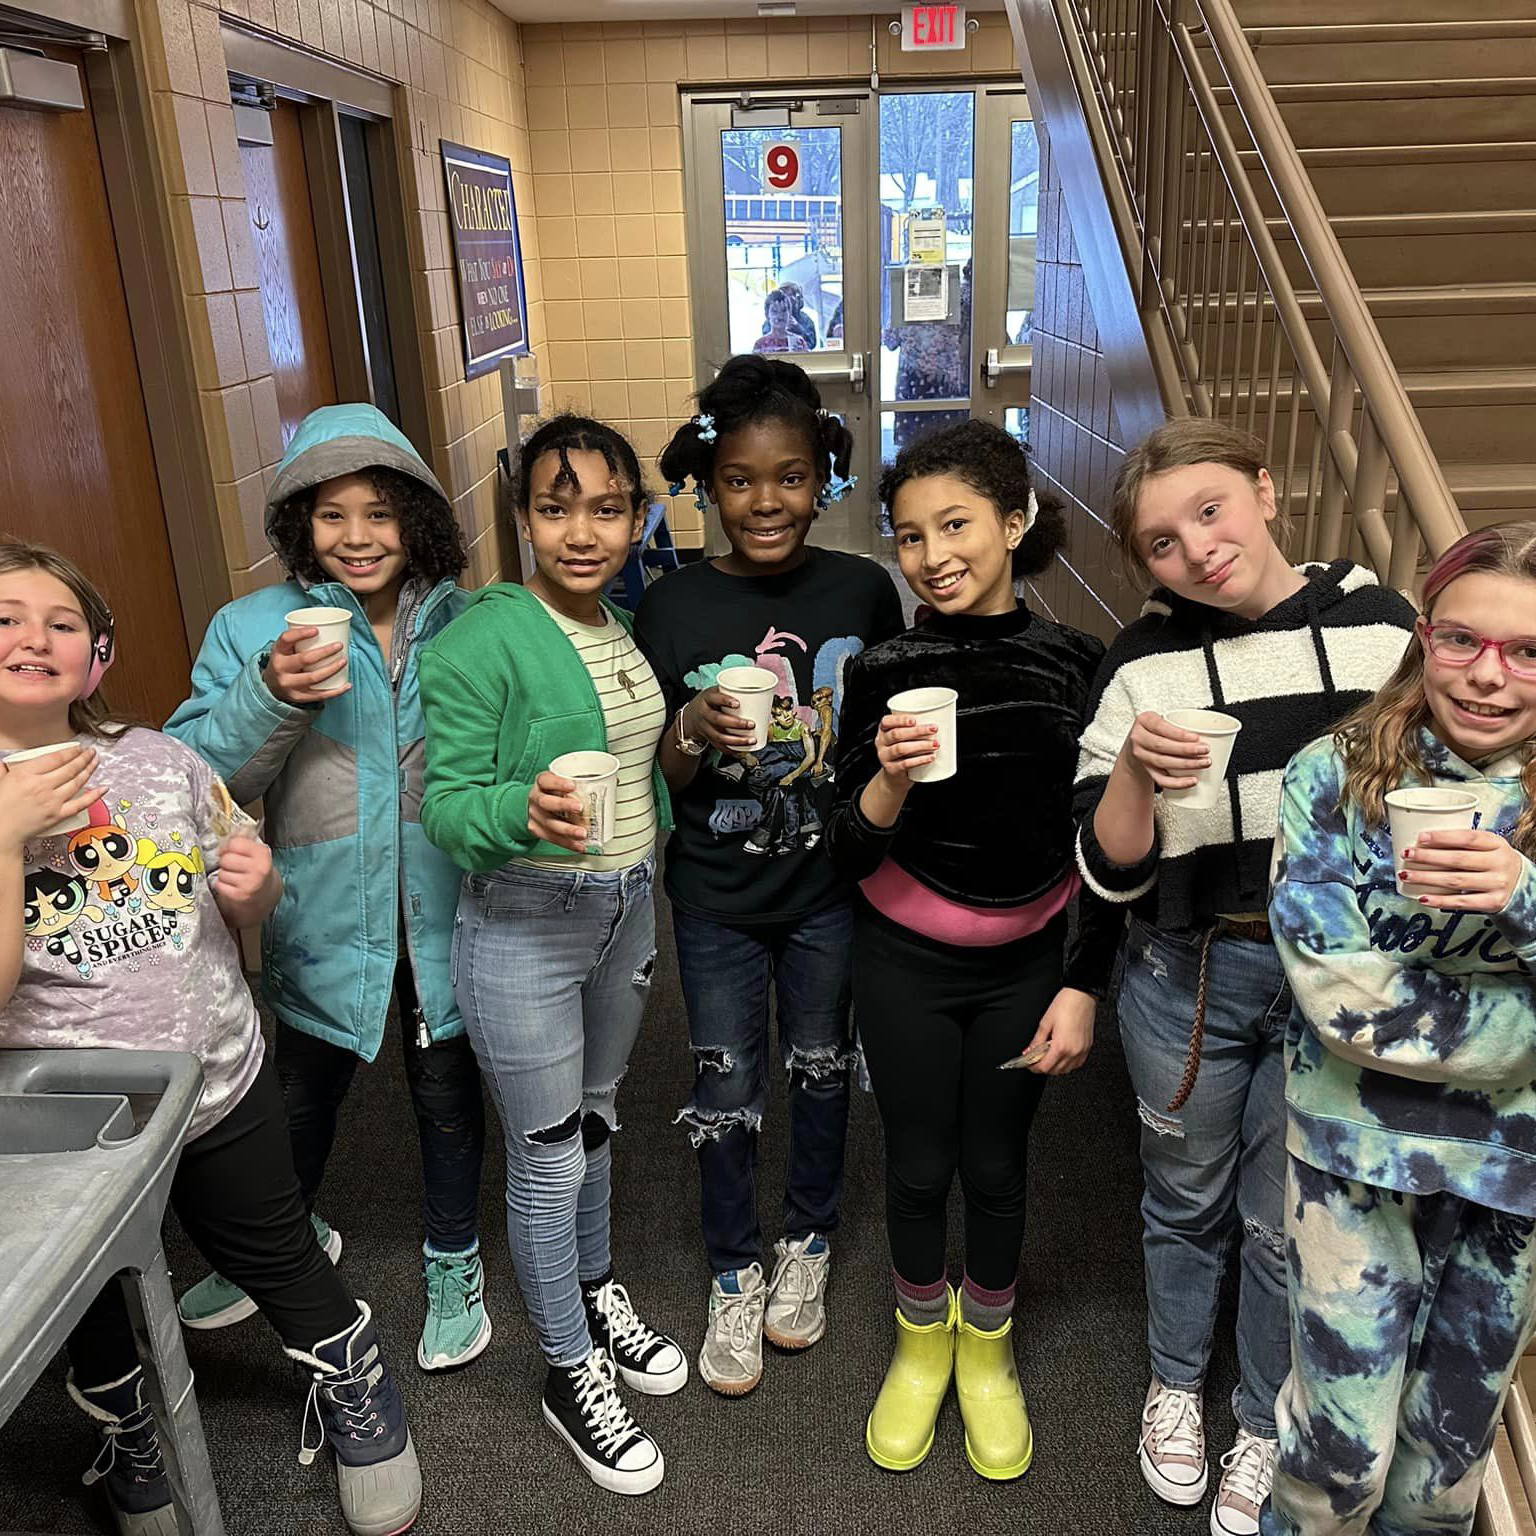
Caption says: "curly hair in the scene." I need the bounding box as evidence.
[1335,520,1536,855]
[516,414,647,515]
[267,466,467,586]
[0,539,133,739]
[658,354,853,498]
[876,419,1067,579]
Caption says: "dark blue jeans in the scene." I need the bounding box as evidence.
[276,961,485,1252]
[673,901,857,1275]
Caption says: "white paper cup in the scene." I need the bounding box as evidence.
[888,686,959,783]
[1386,787,1479,896]
[1161,708,1243,811]
[550,750,621,851]
[286,606,353,695]
[716,666,778,752]
[4,742,94,838]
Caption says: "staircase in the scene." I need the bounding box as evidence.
[1006,0,1536,615]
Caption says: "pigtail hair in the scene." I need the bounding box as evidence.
[1013,484,1068,578]
[818,412,855,486]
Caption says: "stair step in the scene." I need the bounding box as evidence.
[1220,76,1536,102]
[1239,27,1536,86]
[1440,463,1536,513]
[1234,0,1536,25]
[1237,150,1536,219]
[1220,89,1536,149]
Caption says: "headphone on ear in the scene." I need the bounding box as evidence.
[80,613,116,701]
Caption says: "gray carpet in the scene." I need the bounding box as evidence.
[1,892,1240,1534]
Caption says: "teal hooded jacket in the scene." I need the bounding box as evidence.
[165,404,472,1060]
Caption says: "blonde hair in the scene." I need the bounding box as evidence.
[1109,418,1289,588]
[0,540,127,739]
[1334,520,1536,854]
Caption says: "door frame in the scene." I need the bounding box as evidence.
[1,0,230,647]
[221,21,433,470]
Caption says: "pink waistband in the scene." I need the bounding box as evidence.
[859,859,1078,948]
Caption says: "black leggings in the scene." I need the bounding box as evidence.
[854,909,1061,1293]
[67,1055,359,1385]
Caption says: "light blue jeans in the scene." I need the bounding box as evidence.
[1118,917,1290,1437]
[453,855,656,1368]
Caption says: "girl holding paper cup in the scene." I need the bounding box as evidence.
[1266,522,1536,1534]
[1072,419,1415,1530]
[826,420,1125,1480]
[165,404,492,1376]
[420,415,685,1497]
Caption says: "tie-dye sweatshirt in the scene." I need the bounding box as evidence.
[1270,728,1536,1217]
[0,727,264,1139]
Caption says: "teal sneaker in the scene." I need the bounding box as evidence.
[178,1213,341,1331]
[417,1242,492,1371]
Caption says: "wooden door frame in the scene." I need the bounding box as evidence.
[221,22,434,477]
[2,0,232,651]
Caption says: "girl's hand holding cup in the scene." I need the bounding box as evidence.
[265,627,350,704]
[0,746,101,853]
[1121,710,1210,791]
[528,771,591,854]
[683,688,758,756]
[1401,827,1526,912]
[876,713,940,791]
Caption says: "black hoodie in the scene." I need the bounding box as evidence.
[1072,559,1416,933]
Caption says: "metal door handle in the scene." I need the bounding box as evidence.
[983,347,1030,387]
[849,351,866,394]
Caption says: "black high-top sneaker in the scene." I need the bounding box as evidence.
[285,1302,422,1536]
[541,1349,665,1495]
[67,1366,178,1536]
[582,1274,688,1395]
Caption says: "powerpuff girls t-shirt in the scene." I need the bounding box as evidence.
[0,727,263,1139]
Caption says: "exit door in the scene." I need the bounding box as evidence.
[684,82,1042,554]
[0,45,192,723]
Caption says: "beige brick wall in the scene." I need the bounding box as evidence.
[519,12,1021,548]
[145,0,537,594]
[1026,123,1137,642]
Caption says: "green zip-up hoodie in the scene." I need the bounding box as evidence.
[419,583,673,873]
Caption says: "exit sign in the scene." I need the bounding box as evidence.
[902,2,967,50]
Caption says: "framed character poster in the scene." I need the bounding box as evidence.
[440,140,529,379]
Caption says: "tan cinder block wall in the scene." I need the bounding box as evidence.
[520,12,1021,549]
[1026,123,1136,643]
[144,0,538,595]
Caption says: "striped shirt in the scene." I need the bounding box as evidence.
[523,597,666,873]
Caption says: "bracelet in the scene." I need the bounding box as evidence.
[674,707,706,757]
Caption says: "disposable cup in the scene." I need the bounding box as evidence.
[1386,787,1479,896]
[550,750,621,851]
[4,742,94,837]
[716,666,778,752]
[1161,708,1243,811]
[888,686,958,783]
[285,606,353,695]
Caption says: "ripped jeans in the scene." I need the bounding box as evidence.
[453,855,656,1367]
[1118,917,1290,1438]
[673,901,855,1275]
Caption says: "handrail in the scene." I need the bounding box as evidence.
[1038,0,1469,580]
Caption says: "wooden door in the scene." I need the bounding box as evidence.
[0,48,192,726]
[242,100,338,444]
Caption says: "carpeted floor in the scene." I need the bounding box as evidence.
[0,893,1241,1535]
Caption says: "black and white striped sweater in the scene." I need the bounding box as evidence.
[1072,560,1416,933]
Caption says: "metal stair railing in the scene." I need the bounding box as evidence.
[1062,0,1467,579]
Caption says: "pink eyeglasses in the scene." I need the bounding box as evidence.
[1420,619,1536,681]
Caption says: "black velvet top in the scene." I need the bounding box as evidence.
[826,601,1123,995]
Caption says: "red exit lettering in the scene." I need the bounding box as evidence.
[902,2,965,51]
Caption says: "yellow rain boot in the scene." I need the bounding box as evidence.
[865,1288,958,1471]
[954,1313,1033,1481]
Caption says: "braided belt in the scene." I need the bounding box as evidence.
[1164,916,1274,1113]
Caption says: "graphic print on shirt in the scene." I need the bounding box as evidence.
[22,785,219,977]
[685,626,865,860]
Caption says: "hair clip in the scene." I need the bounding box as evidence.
[696,414,717,444]
[694,484,711,513]
[828,472,858,504]
[1023,487,1039,533]
[667,481,687,498]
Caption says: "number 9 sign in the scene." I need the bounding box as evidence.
[763,142,802,194]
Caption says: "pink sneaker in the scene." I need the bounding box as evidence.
[1139,1379,1207,1505]
[1211,1428,1277,1536]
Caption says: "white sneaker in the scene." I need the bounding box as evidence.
[1211,1428,1277,1536]
[1140,1379,1207,1505]
[765,1234,830,1350]
[698,1264,766,1397]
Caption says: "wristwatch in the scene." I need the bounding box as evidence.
[674,708,707,757]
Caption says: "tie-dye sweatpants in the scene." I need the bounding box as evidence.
[1262,1154,1536,1536]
